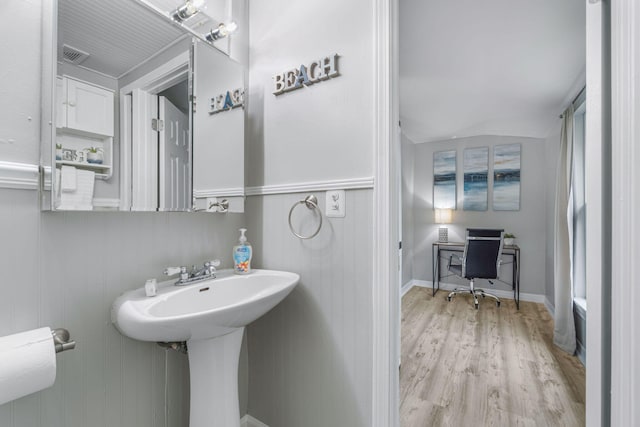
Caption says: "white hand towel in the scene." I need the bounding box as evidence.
[61,165,77,192]
[59,169,95,210]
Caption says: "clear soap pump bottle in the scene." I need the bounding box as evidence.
[233,228,252,274]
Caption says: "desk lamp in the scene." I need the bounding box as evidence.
[435,208,453,242]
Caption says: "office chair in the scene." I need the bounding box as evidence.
[447,228,504,309]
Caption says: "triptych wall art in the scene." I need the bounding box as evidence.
[492,144,521,211]
[463,147,489,211]
[433,143,521,212]
[433,150,456,209]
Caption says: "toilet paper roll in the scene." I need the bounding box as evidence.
[0,327,57,405]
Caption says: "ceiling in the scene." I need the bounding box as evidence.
[57,0,221,79]
[399,0,586,144]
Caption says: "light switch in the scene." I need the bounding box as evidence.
[326,190,345,217]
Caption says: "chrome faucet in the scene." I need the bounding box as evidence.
[164,260,221,286]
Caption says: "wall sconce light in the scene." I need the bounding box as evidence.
[434,208,453,242]
[204,21,238,42]
[171,0,205,22]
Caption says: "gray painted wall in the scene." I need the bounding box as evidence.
[0,188,249,426]
[0,0,41,164]
[0,1,250,424]
[410,135,548,296]
[401,133,415,287]
[245,0,374,187]
[246,191,373,427]
[2,1,378,426]
[244,0,377,425]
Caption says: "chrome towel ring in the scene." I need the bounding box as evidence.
[288,194,323,239]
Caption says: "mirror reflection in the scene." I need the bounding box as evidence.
[50,0,245,212]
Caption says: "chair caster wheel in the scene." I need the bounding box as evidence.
[474,303,479,309]
[481,294,485,298]
[496,301,501,307]
[447,296,452,302]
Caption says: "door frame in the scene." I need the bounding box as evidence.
[372,0,400,425]
[610,0,640,425]
[119,51,190,211]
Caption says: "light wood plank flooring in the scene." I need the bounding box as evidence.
[401,286,585,427]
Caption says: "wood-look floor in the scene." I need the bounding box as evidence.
[400,286,585,427]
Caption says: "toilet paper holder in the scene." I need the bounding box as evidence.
[51,328,76,353]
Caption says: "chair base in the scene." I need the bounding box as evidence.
[447,279,500,309]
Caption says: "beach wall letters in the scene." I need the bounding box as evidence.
[209,88,244,115]
[273,54,339,96]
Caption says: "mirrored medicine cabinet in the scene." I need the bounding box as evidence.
[40,0,245,212]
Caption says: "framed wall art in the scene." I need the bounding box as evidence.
[463,147,489,211]
[493,143,521,211]
[433,150,456,209]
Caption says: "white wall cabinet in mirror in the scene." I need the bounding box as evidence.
[57,77,114,137]
[56,76,113,180]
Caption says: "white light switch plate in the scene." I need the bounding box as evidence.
[326,190,345,217]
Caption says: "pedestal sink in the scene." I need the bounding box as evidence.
[111,269,299,427]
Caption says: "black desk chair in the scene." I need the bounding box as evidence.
[447,228,504,309]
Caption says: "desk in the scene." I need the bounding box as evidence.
[432,241,521,309]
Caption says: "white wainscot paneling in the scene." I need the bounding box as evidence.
[245,189,373,427]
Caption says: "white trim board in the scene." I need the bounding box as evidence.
[406,280,548,305]
[544,297,555,317]
[240,414,269,427]
[401,280,414,297]
[0,161,39,190]
[93,198,120,209]
[193,187,245,198]
[245,177,374,196]
[372,0,399,424]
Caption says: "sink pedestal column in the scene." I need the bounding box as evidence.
[187,327,244,427]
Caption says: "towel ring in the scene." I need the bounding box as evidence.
[288,195,323,239]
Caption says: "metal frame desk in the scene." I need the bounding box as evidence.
[432,241,521,309]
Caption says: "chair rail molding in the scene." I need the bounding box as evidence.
[0,161,39,190]
[245,177,374,196]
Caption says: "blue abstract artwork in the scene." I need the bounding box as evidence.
[493,144,521,211]
[433,150,456,209]
[463,147,488,211]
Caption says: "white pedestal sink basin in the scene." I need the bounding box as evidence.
[111,269,299,427]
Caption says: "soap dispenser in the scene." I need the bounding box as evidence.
[233,228,252,274]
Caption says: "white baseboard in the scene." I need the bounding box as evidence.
[401,280,414,297]
[544,297,555,317]
[241,414,269,427]
[404,279,547,304]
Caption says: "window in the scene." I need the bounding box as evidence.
[572,102,586,303]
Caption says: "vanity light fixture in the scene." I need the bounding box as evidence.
[204,21,238,42]
[171,0,205,22]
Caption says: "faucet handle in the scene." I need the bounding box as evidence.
[164,266,187,276]
[208,259,221,268]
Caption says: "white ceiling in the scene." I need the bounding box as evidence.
[57,0,221,79]
[399,0,586,144]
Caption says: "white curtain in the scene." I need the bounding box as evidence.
[553,105,577,354]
